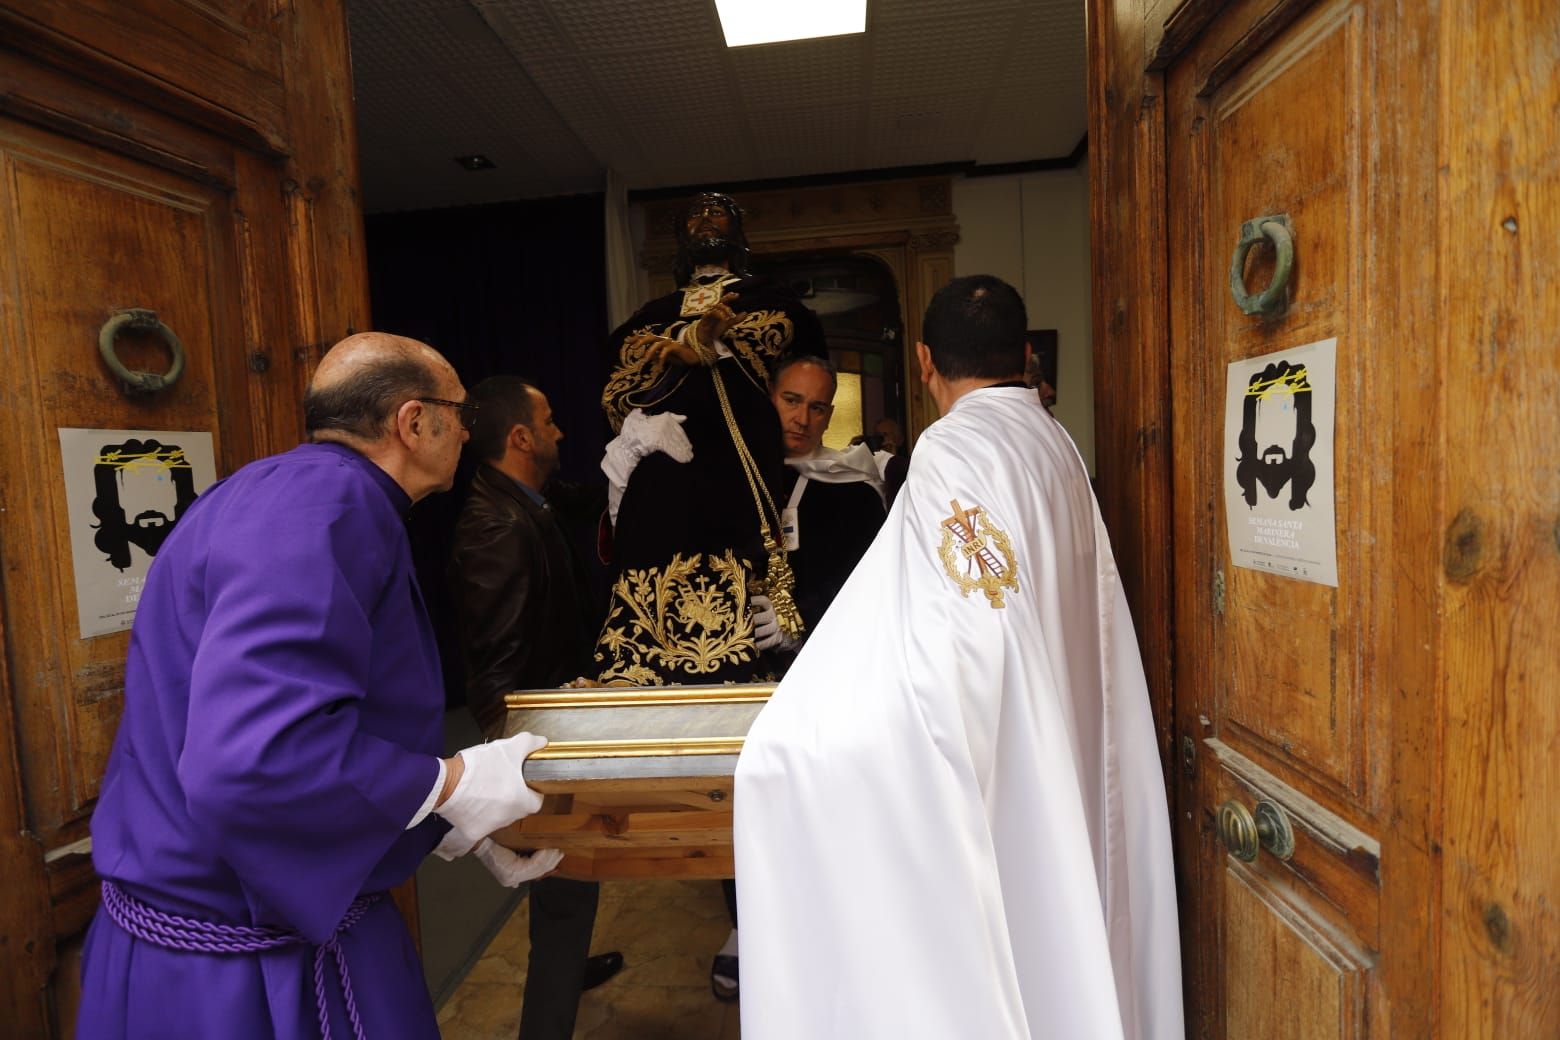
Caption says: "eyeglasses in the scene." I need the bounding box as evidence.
[416,397,480,429]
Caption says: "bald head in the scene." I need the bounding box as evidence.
[304,332,455,442]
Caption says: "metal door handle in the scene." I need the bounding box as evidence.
[99,307,185,394]
[1217,798,1295,861]
[1228,214,1293,315]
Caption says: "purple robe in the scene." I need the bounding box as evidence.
[79,443,448,1039]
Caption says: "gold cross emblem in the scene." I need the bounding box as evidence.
[938,498,1019,609]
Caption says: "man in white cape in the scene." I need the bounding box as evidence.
[734,275,1183,1040]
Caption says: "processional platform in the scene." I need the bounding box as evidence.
[490,683,773,881]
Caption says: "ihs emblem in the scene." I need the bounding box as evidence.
[937,499,1019,609]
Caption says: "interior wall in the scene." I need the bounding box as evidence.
[626,201,652,305]
[953,164,1094,473]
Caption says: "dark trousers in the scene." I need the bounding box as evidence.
[518,876,600,1040]
[721,877,738,927]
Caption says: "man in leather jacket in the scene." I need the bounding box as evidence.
[447,375,622,1038]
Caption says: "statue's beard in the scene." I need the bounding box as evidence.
[686,233,732,267]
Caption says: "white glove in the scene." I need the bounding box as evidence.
[602,409,694,525]
[472,838,564,887]
[750,594,799,652]
[432,825,478,861]
[435,731,549,848]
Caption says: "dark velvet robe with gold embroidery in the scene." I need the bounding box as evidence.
[595,273,824,685]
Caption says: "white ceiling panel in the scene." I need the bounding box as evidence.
[348,0,1087,211]
[866,12,1017,98]
[548,0,720,54]
[468,0,570,64]
[871,0,1026,15]
[732,35,870,108]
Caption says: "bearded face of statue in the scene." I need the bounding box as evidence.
[680,195,740,269]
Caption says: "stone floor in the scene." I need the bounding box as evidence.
[436,878,741,1039]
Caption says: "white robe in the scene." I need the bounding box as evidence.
[735,386,1182,1040]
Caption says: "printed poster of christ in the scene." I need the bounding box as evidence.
[59,428,218,639]
[1222,338,1339,587]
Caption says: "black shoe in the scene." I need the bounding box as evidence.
[583,951,625,992]
[710,954,738,1003]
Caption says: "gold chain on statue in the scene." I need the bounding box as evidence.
[707,362,805,640]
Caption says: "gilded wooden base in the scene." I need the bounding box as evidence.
[490,683,772,880]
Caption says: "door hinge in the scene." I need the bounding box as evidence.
[1212,568,1226,615]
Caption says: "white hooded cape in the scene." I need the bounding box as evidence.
[735,387,1182,1040]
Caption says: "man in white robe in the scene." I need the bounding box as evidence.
[734,275,1183,1039]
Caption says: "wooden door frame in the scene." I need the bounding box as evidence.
[1085,0,1177,794]
[0,2,372,1033]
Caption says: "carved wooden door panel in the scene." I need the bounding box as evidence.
[1164,1,1436,1036]
[0,108,274,1030]
[0,2,368,1033]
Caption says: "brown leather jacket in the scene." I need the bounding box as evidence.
[447,465,595,732]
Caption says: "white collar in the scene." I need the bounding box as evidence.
[785,443,886,498]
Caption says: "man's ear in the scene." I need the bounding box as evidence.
[509,423,533,454]
[915,341,935,386]
[395,399,426,447]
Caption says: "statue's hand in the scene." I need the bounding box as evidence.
[628,332,700,368]
[695,292,741,347]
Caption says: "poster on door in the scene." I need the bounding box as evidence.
[1222,338,1338,586]
[59,428,218,638]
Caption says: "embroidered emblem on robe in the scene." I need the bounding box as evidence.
[595,550,760,684]
[680,275,742,317]
[938,499,1019,609]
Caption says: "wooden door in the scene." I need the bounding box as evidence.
[1093,0,1557,1035]
[0,3,368,1035]
[1163,0,1436,1036]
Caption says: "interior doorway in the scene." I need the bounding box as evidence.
[752,252,906,450]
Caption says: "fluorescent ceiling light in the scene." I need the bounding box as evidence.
[714,0,867,48]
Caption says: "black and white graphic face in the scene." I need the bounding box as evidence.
[1235,361,1317,511]
[91,440,199,570]
[117,461,179,553]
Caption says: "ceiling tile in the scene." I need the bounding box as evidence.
[731,35,870,108]
[867,9,1019,98]
[549,0,721,54]
[350,0,1089,209]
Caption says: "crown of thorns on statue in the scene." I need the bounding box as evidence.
[673,191,751,284]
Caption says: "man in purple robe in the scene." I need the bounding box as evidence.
[79,332,562,1039]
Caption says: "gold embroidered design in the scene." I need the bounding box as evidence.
[602,296,799,429]
[938,499,1019,609]
[595,550,760,683]
[724,310,792,382]
[601,320,698,431]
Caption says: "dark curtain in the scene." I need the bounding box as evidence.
[365,194,612,707]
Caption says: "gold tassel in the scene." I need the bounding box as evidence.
[755,533,804,639]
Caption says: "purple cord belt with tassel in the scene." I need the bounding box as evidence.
[100,879,381,1040]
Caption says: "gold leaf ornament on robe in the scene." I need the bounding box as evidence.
[595,550,760,683]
